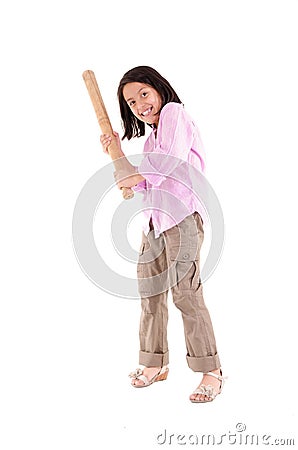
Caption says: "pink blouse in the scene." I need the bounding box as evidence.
[133,102,207,237]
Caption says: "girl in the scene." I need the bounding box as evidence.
[100,66,226,403]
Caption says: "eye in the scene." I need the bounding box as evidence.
[141,92,148,97]
[129,100,135,107]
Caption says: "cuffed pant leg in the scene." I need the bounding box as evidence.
[139,350,169,367]
[138,292,169,367]
[166,213,221,373]
[186,353,221,372]
[172,284,221,372]
[137,227,170,367]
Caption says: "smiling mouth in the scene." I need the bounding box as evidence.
[141,107,153,117]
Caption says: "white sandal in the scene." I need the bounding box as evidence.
[190,370,227,403]
[129,366,169,388]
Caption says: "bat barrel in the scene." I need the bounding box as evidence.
[82,70,134,200]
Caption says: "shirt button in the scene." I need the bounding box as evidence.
[183,253,190,260]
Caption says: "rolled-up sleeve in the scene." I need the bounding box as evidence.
[130,165,147,192]
[137,103,195,187]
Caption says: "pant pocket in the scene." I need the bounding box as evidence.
[169,250,200,290]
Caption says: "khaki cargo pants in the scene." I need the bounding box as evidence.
[137,212,220,373]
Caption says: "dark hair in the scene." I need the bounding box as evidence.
[117,66,182,140]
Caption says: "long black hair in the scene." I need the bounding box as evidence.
[117,66,182,140]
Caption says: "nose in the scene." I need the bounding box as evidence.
[136,99,146,114]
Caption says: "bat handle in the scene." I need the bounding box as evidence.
[121,187,134,200]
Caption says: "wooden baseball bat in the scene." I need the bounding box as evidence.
[82,70,134,200]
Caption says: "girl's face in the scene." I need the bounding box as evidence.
[123,82,162,127]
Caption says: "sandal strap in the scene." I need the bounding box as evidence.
[192,384,216,399]
[204,371,227,382]
[128,367,143,378]
[129,366,167,377]
[135,374,149,385]
[128,368,150,386]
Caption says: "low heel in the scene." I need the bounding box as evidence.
[156,368,169,382]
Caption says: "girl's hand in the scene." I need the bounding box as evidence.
[100,131,121,155]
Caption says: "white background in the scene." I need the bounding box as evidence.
[1,0,297,449]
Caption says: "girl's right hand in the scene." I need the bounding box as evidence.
[100,131,121,155]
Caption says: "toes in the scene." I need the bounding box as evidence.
[132,379,144,387]
[190,393,203,402]
[190,392,212,402]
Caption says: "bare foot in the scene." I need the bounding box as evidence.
[190,368,222,402]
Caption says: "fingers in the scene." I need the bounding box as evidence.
[100,131,123,156]
[100,133,112,154]
[113,131,121,145]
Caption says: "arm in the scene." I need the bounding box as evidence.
[138,104,195,186]
[100,132,140,189]
[115,172,146,189]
